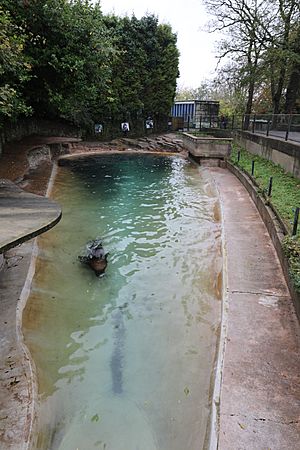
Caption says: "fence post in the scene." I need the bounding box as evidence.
[267,176,273,197]
[252,114,256,133]
[187,115,190,131]
[251,160,255,176]
[199,117,202,131]
[209,115,212,128]
[237,150,241,162]
[285,114,292,141]
[292,207,299,236]
[266,119,270,137]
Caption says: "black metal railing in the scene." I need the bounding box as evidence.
[242,114,300,142]
[180,113,300,143]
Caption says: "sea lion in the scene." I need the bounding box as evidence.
[78,239,109,276]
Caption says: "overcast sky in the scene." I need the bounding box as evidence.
[99,0,218,88]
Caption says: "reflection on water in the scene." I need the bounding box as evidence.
[23,154,222,450]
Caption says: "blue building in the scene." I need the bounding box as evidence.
[171,100,220,129]
[171,101,195,122]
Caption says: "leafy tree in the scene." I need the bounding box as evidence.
[141,19,179,119]
[3,0,115,126]
[204,0,300,115]
[263,0,300,114]
[284,24,300,113]
[204,0,273,118]
[103,14,179,122]
[1,2,179,129]
[175,82,213,101]
[0,6,31,122]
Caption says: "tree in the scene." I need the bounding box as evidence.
[3,0,115,126]
[204,0,300,116]
[264,0,300,114]
[1,2,179,129]
[141,20,179,119]
[104,14,179,122]
[204,0,274,119]
[285,24,300,113]
[0,6,31,123]
[175,82,214,101]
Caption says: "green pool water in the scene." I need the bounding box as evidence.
[23,154,222,450]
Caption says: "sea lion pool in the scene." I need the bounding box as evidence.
[23,153,222,450]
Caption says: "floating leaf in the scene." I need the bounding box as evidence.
[91,413,100,422]
[184,387,190,396]
[238,422,246,430]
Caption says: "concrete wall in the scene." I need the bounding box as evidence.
[235,131,300,179]
[0,118,81,156]
[182,133,232,158]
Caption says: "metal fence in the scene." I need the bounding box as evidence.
[181,113,300,143]
[242,114,300,143]
[183,114,244,131]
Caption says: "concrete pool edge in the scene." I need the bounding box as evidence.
[16,240,40,450]
[15,163,60,450]
[225,160,300,321]
[9,162,61,450]
[0,182,62,449]
[205,169,229,450]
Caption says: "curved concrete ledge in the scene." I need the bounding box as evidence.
[226,161,300,321]
[0,179,62,254]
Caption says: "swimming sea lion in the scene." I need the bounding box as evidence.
[78,239,109,276]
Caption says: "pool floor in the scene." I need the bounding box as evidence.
[23,154,222,450]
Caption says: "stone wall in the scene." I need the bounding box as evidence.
[235,131,300,179]
[0,118,81,155]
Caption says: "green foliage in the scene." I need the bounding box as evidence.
[5,0,115,126]
[0,2,179,128]
[0,7,32,121]
[282,236,300,290]
[104,14,179,121]
[230,143,300,231]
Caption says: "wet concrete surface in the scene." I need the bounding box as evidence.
[0,179,61,253]
[0,242,36,450]
[210,168,300,449]
[0,136,72,450]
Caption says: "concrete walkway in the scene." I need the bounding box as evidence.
[0,241,36,450]
[0,179,61,449]
[0,179,61,253]
[210,168,300,449]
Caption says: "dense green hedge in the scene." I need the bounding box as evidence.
[0,1,179,130]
